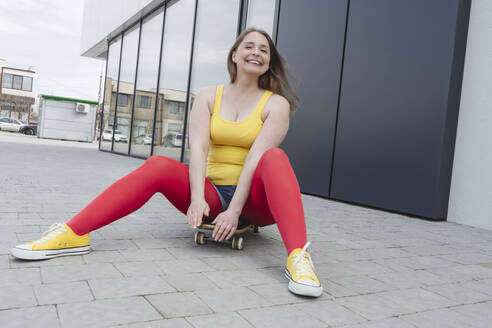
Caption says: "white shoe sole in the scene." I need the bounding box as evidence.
[285,269,323,297]
[10,246,91,260]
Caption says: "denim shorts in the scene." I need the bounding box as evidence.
[212,183,237,211]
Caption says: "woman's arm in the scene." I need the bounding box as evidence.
[187,87,214,228]
[212,94,290,241]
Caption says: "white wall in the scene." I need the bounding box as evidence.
[448,0,492,230]
[80,0,161,58]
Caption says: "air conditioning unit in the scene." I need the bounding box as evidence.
[75,103,89,114]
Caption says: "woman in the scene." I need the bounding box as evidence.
[11,28,323,297]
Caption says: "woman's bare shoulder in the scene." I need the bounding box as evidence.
[263,93,290,121]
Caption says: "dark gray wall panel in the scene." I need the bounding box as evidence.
[276,0,348,196]
[331,0,470,219]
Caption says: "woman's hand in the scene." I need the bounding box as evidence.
[187,199,210,229]
[212,210,240,242]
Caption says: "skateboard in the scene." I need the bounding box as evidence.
[194,220,259,250]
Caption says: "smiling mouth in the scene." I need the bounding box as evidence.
[246,60,262,65]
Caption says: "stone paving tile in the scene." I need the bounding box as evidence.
[83,250,127,263]
[110,318,192,327]
[146,292,213,318]
[455,279,492,296]
[132,238,190,249]
[119,249,175,262]
[41,263,122,283]
[0,268,41,286]
[92,239,139,251]
[162,272,219,292]
[165,245,234,260]
[400,308,487,328]
[248,282,331,305]
[439,252,492,265]
[34,281,94,305]
[227,254,283,269]
[200,257,240,271]
[453,264,492,279]
[113,261,164,277]
[58,297,162,327]
[0,254,9,269]
[294,299,367,326]
[89,276,175,299]
[0,284,37,310]
[320,278,360,297]
[328,275,392,294]
[335,293,418,320]
[362,317,416,328]
[451,301,492,323]
[369,269,447,288]
[203,269,279,288]
[0,305,59,327]
[195,286,272,312]
[318,260,392,279]
[424,282,492,305]
[378,288,458,313]
[424,266,475,283]
[186,312,254,328]
[155,259,214,275]
[238,304,326,328]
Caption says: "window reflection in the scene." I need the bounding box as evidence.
[113,24,140,154]
[153,0,195,161]
[246,0,276,37]
[130,8,164,157]
[101,36,121,151]
[183,0,240,163]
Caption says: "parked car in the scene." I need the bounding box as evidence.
[19,123,37,135]
[163,132,183,147]
[0,117,24,132]
[102,129,128,143]
[135,134,152,145]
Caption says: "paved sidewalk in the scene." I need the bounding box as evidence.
[1,131,492,328]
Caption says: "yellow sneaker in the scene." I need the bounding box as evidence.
[285,241,323,297]
[11,223,90,260]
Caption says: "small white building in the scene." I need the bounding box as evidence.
[37,94,98,142]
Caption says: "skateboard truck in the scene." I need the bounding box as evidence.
[194,221,259,250]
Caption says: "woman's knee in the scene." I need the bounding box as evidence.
[259,148,289,164]
[144,155,176,170]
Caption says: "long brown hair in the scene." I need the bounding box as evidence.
[227,28,300,115]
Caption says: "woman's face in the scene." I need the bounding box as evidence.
[233,31,271,78]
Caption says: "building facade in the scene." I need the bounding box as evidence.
[81,0,492,231]
[0,59,36,123]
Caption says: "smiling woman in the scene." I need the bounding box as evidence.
[11,26,323,298]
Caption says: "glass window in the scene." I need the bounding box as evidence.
[182,0,241,163]
[130,8,164,157]
[13,75,22,89]
[136,95,152,109]
[117,93,129,106]
[114,23,140,154]
[246,0,276,37]
[153,0,195,161]
[2,74,12,88]
[100,36,122,151]
[22,76,33,91]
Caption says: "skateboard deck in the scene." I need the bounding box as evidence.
[194,221,259,250]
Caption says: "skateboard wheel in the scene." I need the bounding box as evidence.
[253,225,259,233]
[232,236,244,250]
[194,231,205,245]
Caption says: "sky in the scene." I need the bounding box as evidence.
[0,0,103,101]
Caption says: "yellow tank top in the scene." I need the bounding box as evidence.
[206,84,273,185]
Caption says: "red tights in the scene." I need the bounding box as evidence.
[67,148,306,254]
